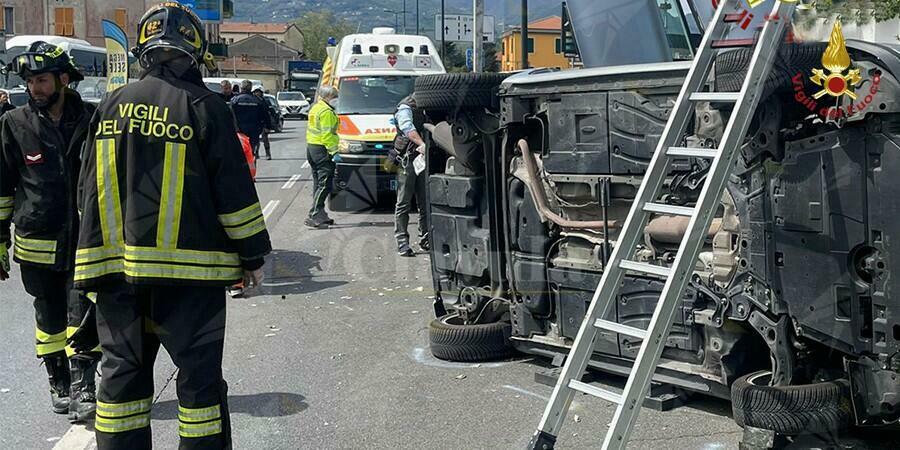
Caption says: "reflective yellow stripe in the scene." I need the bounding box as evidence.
[178,404,221,423]
[123,261,241,281]
[87,292,98,303]
[126,246,240,266]
[96,397,152,418]
[179,419,222,438]
[157,142,186,249]
[64,326,101,357]
[217,203,263,227]
[97,139,124,247]
[95,413,151,433]
[37,340,67,356]
[74,258,125,281]
[14,235,57,252]
[14,246,56,264]
[0,207,11,221]
[36,328,66,356]
[222,215,266,240]
[0,196,12,208]
[76,244,123,265]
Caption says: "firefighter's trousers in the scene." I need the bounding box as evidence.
[20,265,97,359]
[94,283,231,450]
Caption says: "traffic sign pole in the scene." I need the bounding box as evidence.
[473,0,483,73]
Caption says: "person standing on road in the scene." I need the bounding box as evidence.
[75,4,271,448]
[220,79,234,101]
[0,42,100,422]
[391,94,430,257]
[0,89,16,116]
[231,80,271,160]
[253,86,273,160]
[305,85,340,229]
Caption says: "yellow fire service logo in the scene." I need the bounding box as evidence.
[791,20,882,121]
[810,21,861,100]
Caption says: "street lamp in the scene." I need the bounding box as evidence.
[384,9,400,31]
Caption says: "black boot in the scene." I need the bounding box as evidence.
[68,357,98,423]
[43,353,71,415]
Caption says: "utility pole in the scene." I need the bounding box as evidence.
[473,0,484,73]
[521,0,529,70]
[440,0,446,60]
[416,0,420,35]
[402,0,407,34]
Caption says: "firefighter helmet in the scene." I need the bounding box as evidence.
[134,2,208,68]
[10,41,84,82]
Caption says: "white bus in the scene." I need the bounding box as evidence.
[2,36,108,88]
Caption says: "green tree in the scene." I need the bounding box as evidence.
[295,10,355,62]
[798,0,900,23]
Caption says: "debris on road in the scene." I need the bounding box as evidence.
[454,374,467,380]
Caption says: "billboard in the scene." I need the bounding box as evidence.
[176,0,223,23]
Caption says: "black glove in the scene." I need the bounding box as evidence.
[67,302,99,355]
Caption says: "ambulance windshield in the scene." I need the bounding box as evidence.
[335,76,415,115]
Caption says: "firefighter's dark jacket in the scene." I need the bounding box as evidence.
[0,89,94,271]
[74,62,271,288]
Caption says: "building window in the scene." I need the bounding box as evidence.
[55,7,75,37]
[555,38,561,54]
[526,37,534,53]
[114,9,127,30]
[0,6,13,34]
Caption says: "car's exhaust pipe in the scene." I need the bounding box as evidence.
[517,139,618,231]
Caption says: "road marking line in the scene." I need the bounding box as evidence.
[263,200,280,221]
[503,385,550,401]
[281,174,301,189]
[52,423,95,450]
[301,161,310,169]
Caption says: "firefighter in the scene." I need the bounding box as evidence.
[75,4,271,448]
[231,80,270,160]
[391,94,429,256]
[252,86,273,160]
[0,41,100,422]
[305,85,340,229]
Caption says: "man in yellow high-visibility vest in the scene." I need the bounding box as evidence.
[305,85,340,228]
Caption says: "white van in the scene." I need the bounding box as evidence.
[319,27,445,211]
[3,36,108,88]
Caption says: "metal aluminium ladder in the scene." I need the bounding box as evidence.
[527,1,797,449]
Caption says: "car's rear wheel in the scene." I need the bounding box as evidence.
[428,313,514,362]
[731,370,853,434]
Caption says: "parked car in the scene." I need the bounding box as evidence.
[276,91,310,119]
[263,94,284,133]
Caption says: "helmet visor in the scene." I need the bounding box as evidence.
[11,53,63,77]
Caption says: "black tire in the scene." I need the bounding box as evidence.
[414,73,509,112]
[428,314,514,362]
[715,43,827,101]
[731,371,853,435]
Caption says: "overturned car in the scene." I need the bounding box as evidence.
[416,36,900,436]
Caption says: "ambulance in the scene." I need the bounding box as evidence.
[319,28,445,211]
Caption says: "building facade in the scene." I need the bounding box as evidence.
[220,22,304,54]
[500,16,573,72]
[228,34,301,77]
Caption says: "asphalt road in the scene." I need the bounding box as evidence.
[6,119,883,449]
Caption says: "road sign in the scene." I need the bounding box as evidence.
[465,48,473,71]
[435,14,495,42]
[176,0,223,23]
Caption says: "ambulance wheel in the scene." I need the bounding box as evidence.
[414,73,509,112]
[428,314,514,362]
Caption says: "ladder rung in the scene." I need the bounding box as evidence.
[619,260,672,278]
[723,13,747,23]
[711,38,756,49]
[667,146,718,158]
[594,319,648,340]
[690,92,740,102]
[568,380,623,404]
[644,202,695,217]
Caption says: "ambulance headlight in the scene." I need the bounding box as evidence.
[338,139,365,153]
